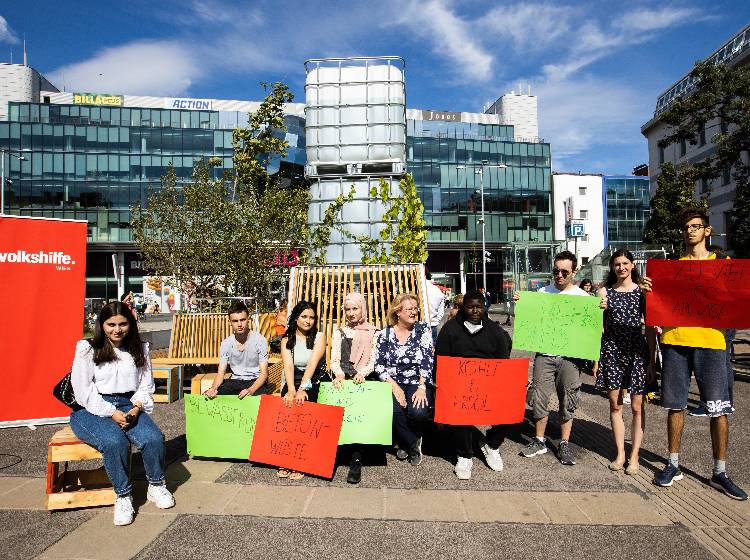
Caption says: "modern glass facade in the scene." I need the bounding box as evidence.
[603,175,651,248]
[407,118,556,299]
[0,101,306,297]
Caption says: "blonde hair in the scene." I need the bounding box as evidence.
[387,293,419,326]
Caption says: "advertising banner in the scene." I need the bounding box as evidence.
[513,291,604,360]
[185,395,260,459]
[0,216,87,426]
[645,259,750,329]
[434,357,529,425]
[249,395,344,478]
[143,276,181,312]
[317,381,392,445]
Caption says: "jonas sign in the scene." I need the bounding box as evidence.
[421,110,461,122]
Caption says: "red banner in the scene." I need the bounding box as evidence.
[249,395,344,478]
[645,259,750,329]
[434,356,529,426]
[0,216,87,425]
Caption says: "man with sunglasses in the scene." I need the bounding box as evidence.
[515,250,607,465]
[642,208,745,500]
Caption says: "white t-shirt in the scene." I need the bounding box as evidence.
[538,284,590,297]
[426,281,445,327]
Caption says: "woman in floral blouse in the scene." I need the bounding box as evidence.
[374,293,434,466]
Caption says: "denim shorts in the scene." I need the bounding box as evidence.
[660,344,730,416]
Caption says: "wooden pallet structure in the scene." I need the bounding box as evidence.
[286,263,431,367]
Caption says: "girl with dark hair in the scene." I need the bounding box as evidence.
[579,279,594,294]
[436,290,512,479]
[70,302,173,526]
[279,300,327,480]
[596,249,655,475]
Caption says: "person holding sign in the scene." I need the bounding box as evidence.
[330,292,380,484]
[435,291,512,479]
[375,293,434,466]
[204,301,269,399]
[515,250,607,466]
[69,302,174,526]
[278,301,327,480]
[642,208,746,500]
[595,250,656,475]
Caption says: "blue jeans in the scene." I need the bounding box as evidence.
[392,383,432,449]
[70,394,166,496]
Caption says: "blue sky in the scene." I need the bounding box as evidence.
[2,1,749,174]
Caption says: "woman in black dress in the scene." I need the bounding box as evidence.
[595,249,656,475]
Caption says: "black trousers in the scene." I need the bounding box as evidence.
[216,378,269,396]
[452,425,508,459]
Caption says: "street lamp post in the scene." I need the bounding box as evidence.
[1,149,29,215]
[458,161,507,291]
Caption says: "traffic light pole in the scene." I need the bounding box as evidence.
[478,166,487,291]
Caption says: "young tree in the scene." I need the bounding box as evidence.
[656,60,750,256]
[132,82,311,304]
[643,162,708,251]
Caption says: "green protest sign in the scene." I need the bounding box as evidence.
[184,394,260,459]
[317,381,392,445]
[513,291,603,360]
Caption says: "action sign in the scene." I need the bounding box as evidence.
[513,291,603,360]
[249,395,344,478]
[434,357,529,425]
[318,381,392,445]
[184,395,260,459]
[645,259,750,329]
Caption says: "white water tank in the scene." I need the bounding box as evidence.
[305,57,406,264]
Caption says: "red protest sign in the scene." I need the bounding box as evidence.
[434,356,529,426]
[645,259,750,329]
[249,395,344,478]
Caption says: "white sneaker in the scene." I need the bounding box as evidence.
[147,484,175,509]
[480,443,504,471]
[454,457,473,480]
[113,495,134,526]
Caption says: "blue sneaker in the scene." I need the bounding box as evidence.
[710,472,748,500]
[654,463,683,487]
[688,404,708,417]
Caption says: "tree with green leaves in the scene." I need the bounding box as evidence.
[643,162,708,251]
[656,60,750,256]
[132,82,311,305]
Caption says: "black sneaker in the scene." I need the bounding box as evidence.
[408,437,423,466]
[653,463,683,487]
[557,441,576,465]
[710,472,748,500]
[347,454,362,484]
[520,438,547,458]
[395,447,408,461]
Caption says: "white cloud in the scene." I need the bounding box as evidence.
[48,41,201,96]
[614,6,704,33]
[395,0,493,82]
[0,15,19,44]
[481,3,575,52]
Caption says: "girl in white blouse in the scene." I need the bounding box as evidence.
[70,302,174,526]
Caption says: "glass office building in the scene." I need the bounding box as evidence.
[0,101,306,297]
[603,175,651,248]
[407,114,556,300]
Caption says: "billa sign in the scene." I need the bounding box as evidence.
[73,92,124,106]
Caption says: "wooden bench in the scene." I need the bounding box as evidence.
[152,364,182,403]
[46,426,128,511]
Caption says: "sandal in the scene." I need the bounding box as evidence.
[288,471,305,481]
[277,468,291,478]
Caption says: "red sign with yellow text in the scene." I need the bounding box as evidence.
[0,216,87,424]
[435,356,529,425]
[249,395,344,478]
[645,259,750,329]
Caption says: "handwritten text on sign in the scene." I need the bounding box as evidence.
[318,381,392,445]
[435,356,529,425]
[249,395,344,478]
[513,291,604,360]
[184,394,260,459]
[645,259,750,329]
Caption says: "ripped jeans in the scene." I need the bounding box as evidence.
[527,355,583,422]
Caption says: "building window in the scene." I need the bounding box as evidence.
[723,166,731,185]
[680,139,686,157]
[579,209,588,219]
[700,177,709,193]
[579,187,587,196]
[699,127,706,146]
[582,257,589,264]
[659,146,664,164]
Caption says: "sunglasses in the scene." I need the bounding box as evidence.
[552,268,571,278]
